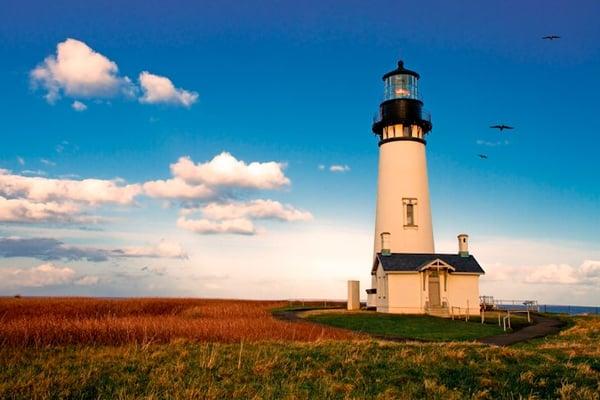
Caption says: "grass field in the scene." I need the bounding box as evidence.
[0,297,359,346]
[1,298,598,399]
[305,311,506,341]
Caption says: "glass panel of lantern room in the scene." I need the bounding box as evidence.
[384,74,419,101]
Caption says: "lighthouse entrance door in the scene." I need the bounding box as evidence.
[428,274,441,307]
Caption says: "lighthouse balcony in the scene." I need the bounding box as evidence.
[372,109,431,125]
[372,103,432,136]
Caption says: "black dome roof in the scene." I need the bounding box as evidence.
[382,60,420,80]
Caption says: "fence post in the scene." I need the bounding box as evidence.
[466,300,469,322]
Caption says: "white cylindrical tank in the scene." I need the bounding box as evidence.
[373,138,434,255]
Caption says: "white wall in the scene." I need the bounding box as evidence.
[446,274,481,315]
[373,139,434,255]
[384,273,424,314]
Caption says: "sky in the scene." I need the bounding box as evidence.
[0,0,598,305]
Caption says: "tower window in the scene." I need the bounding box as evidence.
[406,204,414,225]
[402,198,418,227]
[380,232,391,255]
[403,125,412,137]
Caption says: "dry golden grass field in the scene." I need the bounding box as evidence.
[0,297,358,346]
[1,297,598,399]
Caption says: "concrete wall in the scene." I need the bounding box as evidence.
[373,138,434,255]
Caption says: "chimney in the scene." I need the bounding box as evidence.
[381,232,391,256]
[457,234,469,257]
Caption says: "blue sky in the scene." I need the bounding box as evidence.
[0,0,599,304]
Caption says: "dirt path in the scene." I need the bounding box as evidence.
[477,314,564,346]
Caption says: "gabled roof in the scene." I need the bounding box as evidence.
[372,253,485,275]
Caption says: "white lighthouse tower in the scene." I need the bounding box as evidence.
[372,60,434,255]
[366,61,485,315]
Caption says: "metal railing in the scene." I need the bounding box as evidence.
[372,109,432,125]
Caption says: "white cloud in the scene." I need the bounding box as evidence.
[143,178,214,200]
[476,139,510,147]
[139,71,198,107]
[71,100,87,111]
[318,165,325,171]
[177,200,311,235]
[329,164,350,173]
[201,199,312,222]
[171,153,290,190]
[0,196,89,223]
[0,263,76,288]
[40,158,56,167]
[0,170,141,205]
[30,38,132,103]
[522,260,600,285]
[16,157,25,166]
[0,263,100,289]
[116,240,188,259]
[21,169,46,176]
[177,216,256,235]
[75,275,100,286]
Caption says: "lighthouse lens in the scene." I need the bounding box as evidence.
[384,74,419,101]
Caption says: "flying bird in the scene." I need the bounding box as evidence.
[490,124,514,131]
[477,154,488,160]
[542,35,561,40]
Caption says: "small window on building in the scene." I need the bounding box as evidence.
[406,204,415,225]
[402,198,418,227]
[380,232,391,255]
[403,125,412,137]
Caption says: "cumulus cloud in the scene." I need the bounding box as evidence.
[143,178,214,200]
[171,153,290,190]
[0,170,141,205]
[0,263,100,289]
[329,164,350,173]
[30,38,133,103]
[0,263,76,288]
[201,199,312,222]
[71,100,87,111]
[0,196,89,223]
[0,237,188,261]
[0,151,308,235]
[112,239,188,259]
[139,71,198,107]
[485,260,600,286]
[177,216,256,235]
[177,200,311,235]
[30,39,197,109]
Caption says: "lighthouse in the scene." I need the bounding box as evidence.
[372,60,434,255]
[367,61,485,315]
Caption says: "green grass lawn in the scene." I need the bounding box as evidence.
[306,312,505,341]
[1,316,597,399]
